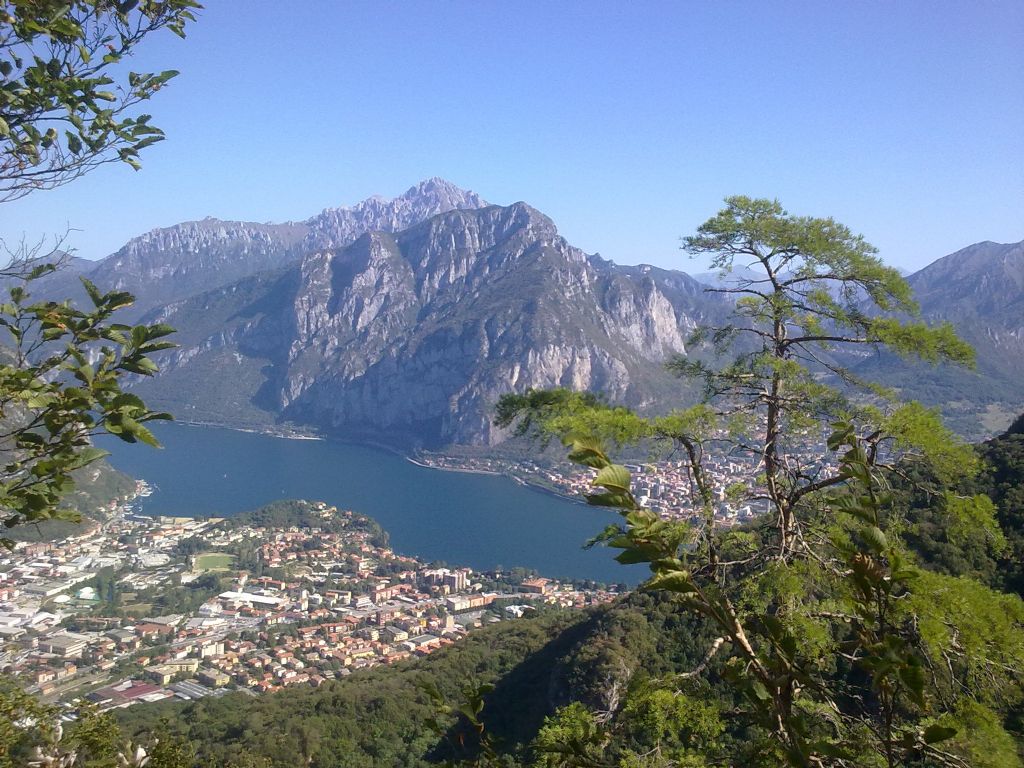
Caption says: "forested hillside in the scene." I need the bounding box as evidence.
[117,609,596,767]
[903,414,1024,597]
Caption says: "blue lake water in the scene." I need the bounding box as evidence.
[97,423,643,585]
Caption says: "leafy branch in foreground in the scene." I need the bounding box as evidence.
[0,268,175,544]
[0,0,199,543]
[0,0,201,201]
[494,197,1022,767]
[547,425,1020,766]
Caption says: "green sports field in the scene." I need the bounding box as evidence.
[194,552,234,571]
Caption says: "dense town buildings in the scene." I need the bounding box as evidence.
[0,488,617,713]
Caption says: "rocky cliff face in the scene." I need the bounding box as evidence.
[88,219,310,318]
[136,202,725,445]
[303,177,488,251]
[38,177,1020,443]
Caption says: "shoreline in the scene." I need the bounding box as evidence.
[404,456,501,476]
[171,419,586,506]
[406,456,586,505]
[175,419,325,441]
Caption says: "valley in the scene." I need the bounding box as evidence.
[2,4,1022,765]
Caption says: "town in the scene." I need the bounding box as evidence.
[0,489,620,714]
[416,433,835,526]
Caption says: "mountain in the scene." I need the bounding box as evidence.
[906,239,1024,352]
[908,239,1024,392]
[130,202,726,446]
[679,240,1024,438]
[25,178,488,320]
[849,239,1024,435]
[692,264,767,288]
[304,176,488,251]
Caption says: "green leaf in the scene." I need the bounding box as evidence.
[563,433,611,469]
[80,278,103,308]
[132,135,164,150]
[139,340,177,353]
[110,392,147,411]
[645,570,696,594]
[899,660,925,707]
[144,323,177,339]
[585,491,635,510]
[614,548,652,565]
[863,525,887,554]
[922,724,957,744]
[121,357,159,375]
[593,463,631,492]
[750,681,770,702]
[24,392,57,408]
[64,447,110,471]
[115,416,160,447]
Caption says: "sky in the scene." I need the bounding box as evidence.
[2,1,1022,273]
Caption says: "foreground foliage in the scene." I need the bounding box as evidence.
[495,197,1023,766]
[1,0,199,201]
[0,678,194,768]
[0,0,199,543]
[0,272,177,544]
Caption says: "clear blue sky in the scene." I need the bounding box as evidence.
[2,1,1022,273]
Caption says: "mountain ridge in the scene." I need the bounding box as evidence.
[848,238,1024,434]
[25,178,490,321]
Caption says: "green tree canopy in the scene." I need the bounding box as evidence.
[496,197,1022,767]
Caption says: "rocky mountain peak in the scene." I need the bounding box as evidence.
[303,178,489,251]
[847,238,1024,437]
[29,180,496,322]
[77,218,311,319]
[403,176,487,207]
[910,239,1023,287]
[906,239,1024,322]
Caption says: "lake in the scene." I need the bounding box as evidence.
[98,423,643,585]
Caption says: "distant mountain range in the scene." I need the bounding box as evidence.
[26,180,1024,444]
